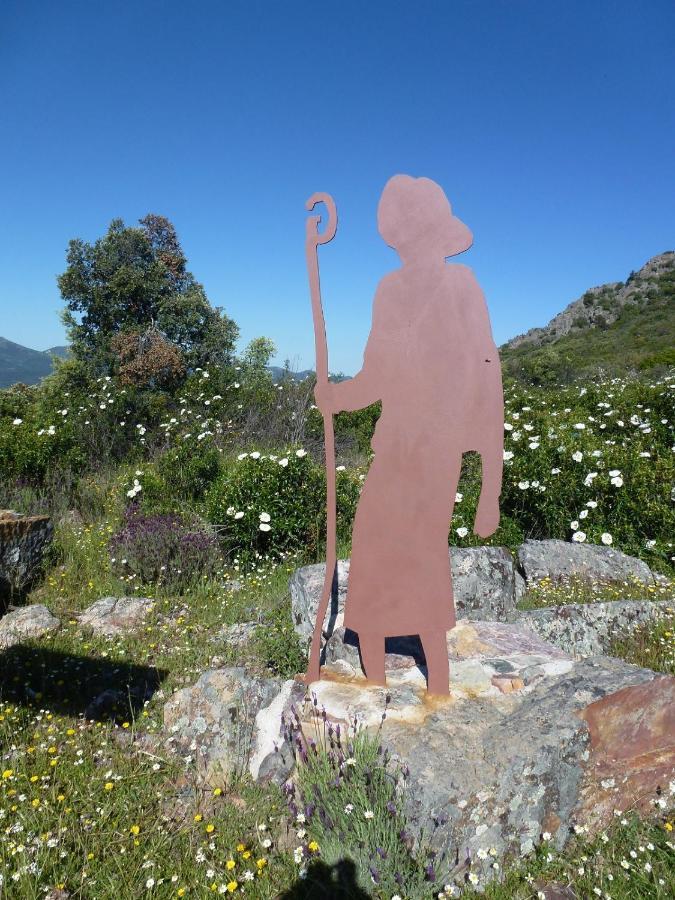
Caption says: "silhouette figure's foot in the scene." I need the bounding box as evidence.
[358,633,386,686]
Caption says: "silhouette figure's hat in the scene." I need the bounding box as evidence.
[378,174,473,258]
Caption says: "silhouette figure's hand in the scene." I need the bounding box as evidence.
[474,497,500,538]
[314,381,336,415]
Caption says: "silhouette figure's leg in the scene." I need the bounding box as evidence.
[420,630,449,695]
[358,633,386,686]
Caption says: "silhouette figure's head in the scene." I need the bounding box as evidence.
[378,174,473,264]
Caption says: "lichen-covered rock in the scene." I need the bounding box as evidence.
[162,667,305,786]
[451,547,520,620]
[0,603,60,648]
[0,511,53,598]
[290,548,520,645]
[77,596,155,636]
[516,599,669,657]
[517,539,655,587]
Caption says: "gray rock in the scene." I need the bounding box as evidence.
[162,666,305,786]
[516,599,669,657]
[451,546,519,621]
[214,621,257,649]
[291,548,520,645]
[0,603,60,648]
[290,559,351,644]
[77,596,155,636]
[517,539,654,587]
[0,512,53,598]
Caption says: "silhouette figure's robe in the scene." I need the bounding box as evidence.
[329,177,503,641]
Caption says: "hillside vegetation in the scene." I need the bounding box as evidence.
[501,251,675,384]
[1,216,673,898]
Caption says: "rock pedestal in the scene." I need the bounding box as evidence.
[301,622,674,877]
[77,596,155,636]
[0,603,60,648]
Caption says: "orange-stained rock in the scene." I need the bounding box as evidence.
[575,675,675,828]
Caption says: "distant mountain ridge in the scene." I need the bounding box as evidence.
[3,251,673,389]
[0,337,69,389]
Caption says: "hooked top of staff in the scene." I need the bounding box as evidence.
[306,192,337,246]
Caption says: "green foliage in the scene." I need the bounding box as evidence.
[204,450,362,564]
[155,442,222,503]
[610,610,675,675]
[251,602,306,677]
[289,715,442,896]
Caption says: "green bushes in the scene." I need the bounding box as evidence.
[204,450,362,565]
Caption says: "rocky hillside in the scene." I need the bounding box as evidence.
[501,251,675,383]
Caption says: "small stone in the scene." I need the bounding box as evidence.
[77,596,154,636]
[0,604,60,648]
[491,675,525,693]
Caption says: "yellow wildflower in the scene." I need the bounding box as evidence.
[104,782,114,791]
[130,825,140,835]
[193,813,203,823]
[226,859,236,870]
[206,823,215,834]
[226,883,237,894]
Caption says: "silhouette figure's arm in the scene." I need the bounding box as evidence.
[323,282,388,413]
[460,267,504,538]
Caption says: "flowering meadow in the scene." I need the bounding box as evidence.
[1,357,674,897]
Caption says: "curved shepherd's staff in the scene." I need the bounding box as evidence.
[304,192,338,683]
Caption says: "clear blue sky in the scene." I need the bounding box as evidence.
[1,0,673,374]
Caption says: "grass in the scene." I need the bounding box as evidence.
[2,509,674,897]
[517,574,673,611]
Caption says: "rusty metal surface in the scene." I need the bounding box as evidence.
[307,175,504,694]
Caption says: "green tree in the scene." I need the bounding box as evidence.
[58,215,238,378]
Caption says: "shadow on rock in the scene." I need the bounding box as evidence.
[280,859,372,899]
[0,644,167,721]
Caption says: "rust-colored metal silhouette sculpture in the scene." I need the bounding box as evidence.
[306,175,504,694]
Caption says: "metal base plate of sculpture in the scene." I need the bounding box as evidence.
[305,175,504,695]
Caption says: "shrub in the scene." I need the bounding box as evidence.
[155,442,221,502]
[205,450,362,565]
[283,706,447,895]
[109,506,222,591]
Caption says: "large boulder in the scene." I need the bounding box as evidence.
[162,666,305,786]
[0,603,60,648]
[0,511,53,598]
[517,539,655,587]
[516,599,670,657]
[290,548,522,645]
[77,596,155,636]
[297,622,674,882]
